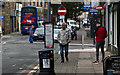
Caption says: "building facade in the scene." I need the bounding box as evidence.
[107,2,119,55]
[1,0,47,34]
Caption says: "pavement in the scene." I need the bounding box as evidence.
[34,48,111,75]
[34,28,111,75]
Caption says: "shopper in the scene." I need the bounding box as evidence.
[29,25,34,43]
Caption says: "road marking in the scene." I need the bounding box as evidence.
[58,48,107,54]
[3,42,44,44]
[19,68,23,70]
[27,64,39,75]
[3,42,6,45]
[69,43,94,46]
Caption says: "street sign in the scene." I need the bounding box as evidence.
[58,6,67,15]
[0,16,4,19]
[89,7,98,15]
[51,0,61,4]
[95,6,103,10]
[83,4,91,12]
[60,15,65,19]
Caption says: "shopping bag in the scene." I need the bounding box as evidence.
[29,37,33,43]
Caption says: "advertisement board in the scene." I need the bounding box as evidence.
[44,22,54,48]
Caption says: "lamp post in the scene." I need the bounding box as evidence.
[48,0,50,22]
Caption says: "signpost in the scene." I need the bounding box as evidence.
[58,6,67,16]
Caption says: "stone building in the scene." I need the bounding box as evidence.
[1,0,47,34]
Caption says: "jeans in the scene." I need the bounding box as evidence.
[60,43,69,62]
[96,41,105,61]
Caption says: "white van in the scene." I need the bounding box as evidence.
[67,20,79,29]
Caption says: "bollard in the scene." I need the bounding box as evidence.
[82,33,84,49]
[81,27,84,49]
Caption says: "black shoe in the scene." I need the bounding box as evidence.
[66,57,69,62]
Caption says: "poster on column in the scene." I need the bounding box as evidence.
[44,22,54,48]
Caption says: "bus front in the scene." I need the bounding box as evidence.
[21,7,38,34]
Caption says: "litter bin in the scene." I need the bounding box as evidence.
[38,49,55,75]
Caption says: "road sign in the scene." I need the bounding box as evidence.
[0,16,4,19]
[89,7,98,15]
[60,15,65,19]
[58,6,67,15]
[95,6,103,10]
[83,4,91,12]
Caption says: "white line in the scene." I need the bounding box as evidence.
[58,10,66,12]
[58,48,107,54]
[3,42,6,45]
[69,43,94,46]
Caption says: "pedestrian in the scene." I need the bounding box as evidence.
[29,25,34,43]
[71,26,74,40]
[93,22,107,64]
[71,26,77,40]
[57,23,71,63]
[0,26,2,40]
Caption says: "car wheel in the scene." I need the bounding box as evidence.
[33,38,37,41]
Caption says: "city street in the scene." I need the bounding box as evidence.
[1,29,94,74]
[1,1,120,75]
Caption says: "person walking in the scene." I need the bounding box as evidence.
[57,23,71,63]
[29,25,34,43]
[71,26,77,40]
[73,27,77,40]
[93,22,107,64]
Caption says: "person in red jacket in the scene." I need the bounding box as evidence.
[93,22,107,64]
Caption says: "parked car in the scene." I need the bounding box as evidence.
[54,29,61,42]
[33,28,44,41]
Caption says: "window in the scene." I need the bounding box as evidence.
[109,12,113,44]
[30,0,31,6]
[44,2,46,7]
[33,2,35,6]
[40,0,42,7]
[114,11,117,47]
[37,0,39,6]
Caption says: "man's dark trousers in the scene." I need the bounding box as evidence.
[96,41,105,61]
[60,43,69,62]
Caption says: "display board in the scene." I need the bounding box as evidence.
[104,56,120,75]
[44,22,54,48]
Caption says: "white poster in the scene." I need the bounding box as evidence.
[45,23,53,48]
[43,59,50,68]
[19,4,22,11]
